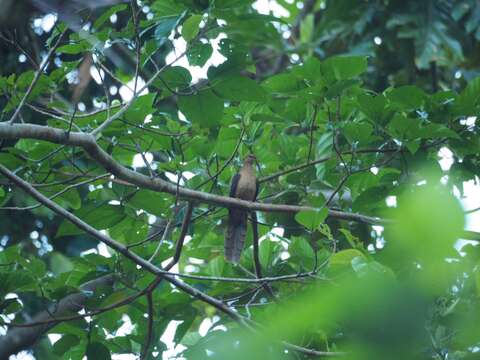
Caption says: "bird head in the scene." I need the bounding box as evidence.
[244,154,256,165]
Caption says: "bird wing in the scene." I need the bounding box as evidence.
[229,173,241,197]
[254,179,259,200]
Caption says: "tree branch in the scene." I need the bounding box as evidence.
[89,49,187,136]
[258,147,399,184]
[0,173,110,210]
[166,202,194,268]
[0,163,343,359]
[0,275,115,359]
[0,163,247,318]
[7,27,68,124]
[251,211,277,299]
[140,292,154,360]
[0,123,387,226]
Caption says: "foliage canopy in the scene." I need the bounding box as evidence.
[1,0,480,359]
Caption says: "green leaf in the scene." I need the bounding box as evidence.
[318,223,333,241]
[389,178,465,288]
[330,249,366,267]
[53,335,81,356]
[157,66,192,91]
[417,123,460,140]
[259,238,281,269]
[178,89,224,127]
[283,97,307,121]
[15,139,58,161]
[325,79,360,98]
[154,16,179,42]
[250,113,285,123]
[174,308,197,344]
[386,114,421,140]
[387,86,426,110]
[289,237,315,269]
[57,204,125,237]
[23,257,47,277]
[300,14,314,44]
[93,4,127,29]
[128,190,170,217]
[476,266,480,297]
[182,15,202,41]
[353,186,389,212]
[62,341,87,360]
[85,342,111,360]
[16,72,53,101]
[57,41,90,55]
[357,93,387,123]
[454,76,480,115]
[151,0,186,17]
[351,257,395,279]
[324,56,367,80]
[295,208,328,230]
[214,0,255,9]
[213,76,267,102]
[218,38,249,62]
[53,187,82,210]
[262,73,303,93]
[3,271,36,293]
[342,121,375,145]
[207,256,225,277]
[50,252,74,274]
[187,42,213,67]
[0,246,21,268]
[339,228,361,249]
[0,298,22,314]
[124,93,155,124]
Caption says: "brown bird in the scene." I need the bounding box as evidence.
[225,154,259,263]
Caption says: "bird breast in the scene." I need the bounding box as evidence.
[236,171,256,201]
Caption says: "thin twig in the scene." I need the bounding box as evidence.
[65,107,77,137]
[133,139,154,177]
[6,283,144,327]
[24,103,83,131]
[90,49,188,136]
[148,219,173,262]
[27,102,122,119]
[0,31,38,68]
[258,148,399,184]
[130,0,141,94]
[307,104,318,163]
[141,292,154,360]
[251,211,277,299]
[163,202,194,269]
[195,128,245,190]
[92,59,111,122]
[0,173,110,211]
[119,118,187,137]
[324,174,350,208]
[7,27,68,124]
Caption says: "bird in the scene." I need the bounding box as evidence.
[225,154,259,263]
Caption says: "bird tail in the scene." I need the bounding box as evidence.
[225,209,247,263]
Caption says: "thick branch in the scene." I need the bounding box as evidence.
[0,275,114,359]
[0,163,343,358]
[0,123,386,225]
[1,204,193,358]
[0,163,248,320]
